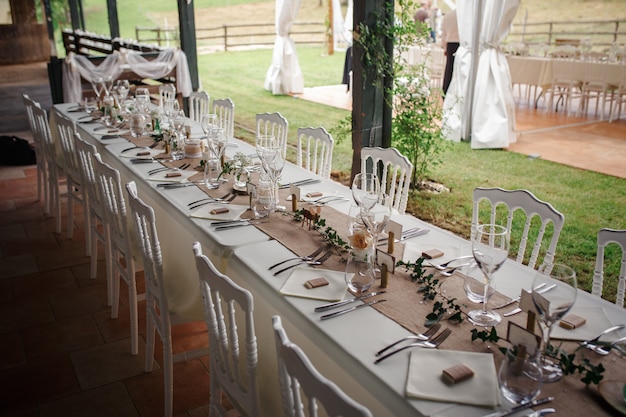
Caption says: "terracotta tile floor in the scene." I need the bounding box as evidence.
[0,160,219,417]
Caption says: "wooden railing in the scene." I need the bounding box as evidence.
[136,21,328,51]
[506,18,626,50]
[62,29,164,56]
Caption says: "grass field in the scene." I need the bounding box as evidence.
[75,0,626,303]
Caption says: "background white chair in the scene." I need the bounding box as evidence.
[297,127,334,179]
[256,112,289,157]
[32,103,63,233]
[545,56,583,116]
[55,112,89,246]
[212,98,235,140]
[22,94,45,202]
[93,155,140,355]
[472,187,565,270]
[193,242,260,417]
[360,146,413,215]
[74,136,110,284]
[159,84,176,107]
[272,315,373,417]
[188,90,210,123]
[126,182,208,417]
[592,228,626,307]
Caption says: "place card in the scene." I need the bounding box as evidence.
[507,322,541,356]
[387,220,403,241]
[377,250,395,289]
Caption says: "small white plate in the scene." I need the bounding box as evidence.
[190,204,248,221]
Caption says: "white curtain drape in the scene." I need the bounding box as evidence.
[62,48,193,103]
[470,0,519,148]
[442,0,475,142]
[332,0,353,49]
[264,0,304,95]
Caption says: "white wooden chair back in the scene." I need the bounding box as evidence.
[22,94,45,202]
[297,127,334,179]
[75,136,109,281]
[212,98,235,140]
[256,112,289,157]
[189,90,210,123]
[56,113,87,241]
[272,316,373,417]
[360,146,413,215]
[472,187,565,270]
[193,242,261,417]
[32,103,62,232]
[592,228,626,307]
[159,84,176,107]
[125,182,208,417]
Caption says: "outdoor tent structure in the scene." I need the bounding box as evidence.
[442,0,520,149]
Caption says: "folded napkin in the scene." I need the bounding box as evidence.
[406,349,500,407]
[279,267,348,302]
[119,148,163,159]
[402,242,465,264]
[94,129,130,136]
[551,307,613,342]
[146,170,196,183]
[190,204,248,221]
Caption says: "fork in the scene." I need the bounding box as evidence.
[188,191,231,207]
[148,162,190,175]
[268,247,325,270]
[273,251,333,276]
[438,262,474,277]
[374,328,452,364]
[375,323,442,357]
[121,142,159,153]
[188,193,236,210]
[428,255,474,270]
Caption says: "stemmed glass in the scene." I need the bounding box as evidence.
[201,113,218,140]
[91,76,105,102]
[103,75,114,97]
[468,224,510,327]
[361,193,392,253]
[351,173,380,211]
[135,88,150,115]
[531,263,577,382]
[498,346,543,406]
[259,146,285,212]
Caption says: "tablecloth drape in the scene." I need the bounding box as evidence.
[62,48,193,103]
[264,0,304,95]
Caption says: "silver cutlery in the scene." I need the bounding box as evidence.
[188,193,236,210]
[273,251,333,276]
[320,299,387,320]
[213,221,265,231]
[148,163,190,176]
[521,408,556,417]
[312,196,348,205]
[438,262,474,277]
[157,181,203,189]
[375,323,442,356]
[502,284,557,316]
[269,247,325,270]
[279,178,321,189]
[482,397,554,417]
[579,324,625,348]
[122,142,159,153]
[585,336,626,356]
[492,283,547,310]
[374,328,452,364]
[188,192,231,207]
[428,255,475,270]
[314,291,387,312]
[377,228,419,243]
[131,158,173,164]
[377,228,430,246]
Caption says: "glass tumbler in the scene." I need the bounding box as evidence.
[345,249,376,294]
[498,346,543,405]
[129,113,145,138]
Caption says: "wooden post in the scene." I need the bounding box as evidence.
[328,0,334,56]
[178,0,200,114]
[106,0,120,39]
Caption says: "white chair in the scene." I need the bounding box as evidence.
[92,155,140,356]
[32,103,63,233]
[192,242,260,417]
[271,315,373,417]
[609,81,626,123]
[297,127,334,179]
[545,57,583,116]
[125,182,209,417]
[159,84,176,107]
[55,113,89,247]
[22,94,45,202]
[74,136,110,285]
[360,146,413,215]
[472,187,565,270]
[212,98,235,140]
[592,228,626,307]
[256,112,289,157]
[188,90,210,123]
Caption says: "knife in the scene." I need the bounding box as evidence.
[157,182,202,189]
[279,179,321,189]
[482,396,554,417]
[213,222,257,231]
[320,299,386,320]
[401,228,430,241]
[314,291,387,312]
[493,283,547,310]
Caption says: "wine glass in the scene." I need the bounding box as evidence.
[361,193,392,253]
[103,75,114,97]
[201,113,218,139]
[351,173,380,211]
[91,76,105,101]
[116,80,129,102]
[468,224,510,327]
[531,263,577,382]
[135,88,150,114]
[498,346,543,406]
[259,146,285,212]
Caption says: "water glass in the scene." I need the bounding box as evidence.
[345,249,376,294]
[498,347,542,405]
[252,173,273,218]
[129,113,145,138]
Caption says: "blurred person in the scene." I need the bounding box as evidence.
[440,8,459,95]
[414,1,429,26]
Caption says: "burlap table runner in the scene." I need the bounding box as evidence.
[119,129,621,415]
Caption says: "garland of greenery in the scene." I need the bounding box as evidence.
[291,209,351,252]
[397,258,605,386]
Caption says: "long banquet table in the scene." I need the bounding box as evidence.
[52,103,626,417]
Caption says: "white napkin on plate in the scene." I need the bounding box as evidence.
[119,148,164,159]
[551,307,614,342]
[406,349,500,407]
[279,267,348,302]
[190,204,248,221]
[146,170,196,183]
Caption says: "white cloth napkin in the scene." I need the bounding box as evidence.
[406,349,500,407]
[279,267,348,302]
[119,148,163,158]
[190,204,248,221]
[146,170,195,183]
[551,307,614,342]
